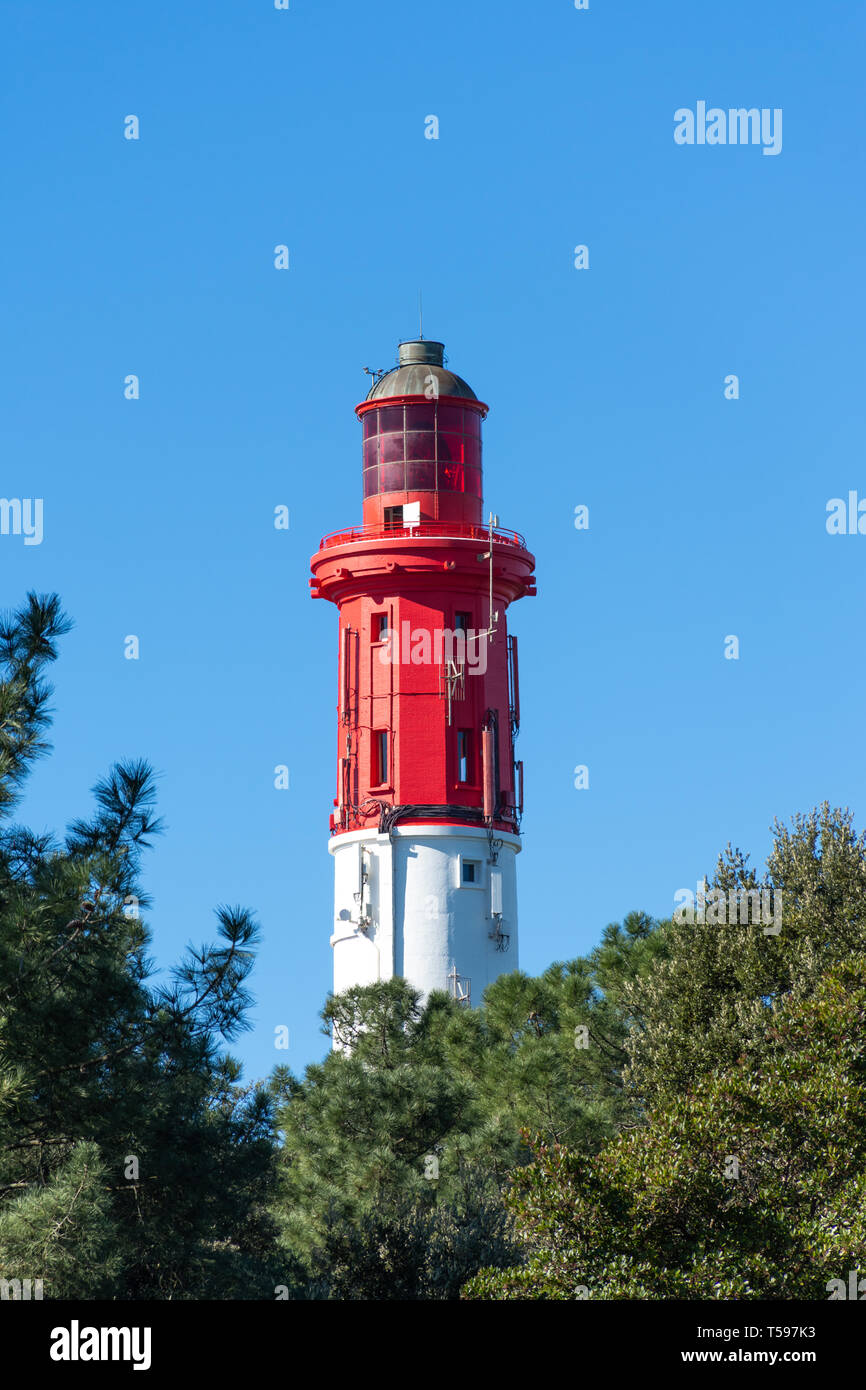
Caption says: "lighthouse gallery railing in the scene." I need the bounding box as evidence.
[318,520,526,550]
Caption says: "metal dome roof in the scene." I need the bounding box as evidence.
[365,339,477,401]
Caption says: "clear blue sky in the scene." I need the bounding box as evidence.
[3,1,864,1082]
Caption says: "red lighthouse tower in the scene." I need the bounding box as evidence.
[310,338,536,1007]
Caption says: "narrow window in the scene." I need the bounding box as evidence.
[454,611,471,632]
[462,859,479,885]
[373,731,389,785]
[457,729,472,783]
[372,612,389,641]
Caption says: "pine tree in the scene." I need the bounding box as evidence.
[0,594,280,1299]
[270,914,664,1296]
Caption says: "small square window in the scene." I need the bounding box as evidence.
[457,855,483,889]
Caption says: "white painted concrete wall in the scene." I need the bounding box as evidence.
[329,824,520,1007]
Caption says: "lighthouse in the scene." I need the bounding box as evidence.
[309,338,536,1009]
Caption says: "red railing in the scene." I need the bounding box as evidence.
[318,520,526,550]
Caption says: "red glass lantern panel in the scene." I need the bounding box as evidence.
[438,433,464,464]
[462,437,480,469]
[407,460,435,490]
[381,432,405,463]
[377,406,403,433]
[382,461,405,492]
[437,404,463,433]
[406,402,436,430]
[438,461,465,491]
[406,430,436,460]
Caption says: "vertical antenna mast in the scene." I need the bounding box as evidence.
[474,513,500,643]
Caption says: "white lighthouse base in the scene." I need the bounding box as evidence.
[329,824,520,1008]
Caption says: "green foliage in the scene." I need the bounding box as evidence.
[270,914,664,1295]
[0,594,280,1299]
[624,806,866,1106]
[271,980,478,1276]
[467,956,866,1299]
[467,813,866,1301]
[0,1143,121,1298]
[311,1172,520,1301]
[0,594,72,817]
[6,592,864,1304]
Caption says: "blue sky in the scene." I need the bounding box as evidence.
[2,1,864,1082]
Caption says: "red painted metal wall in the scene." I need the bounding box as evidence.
[310,385,536,838]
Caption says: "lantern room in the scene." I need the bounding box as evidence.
[357,339,486,530]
